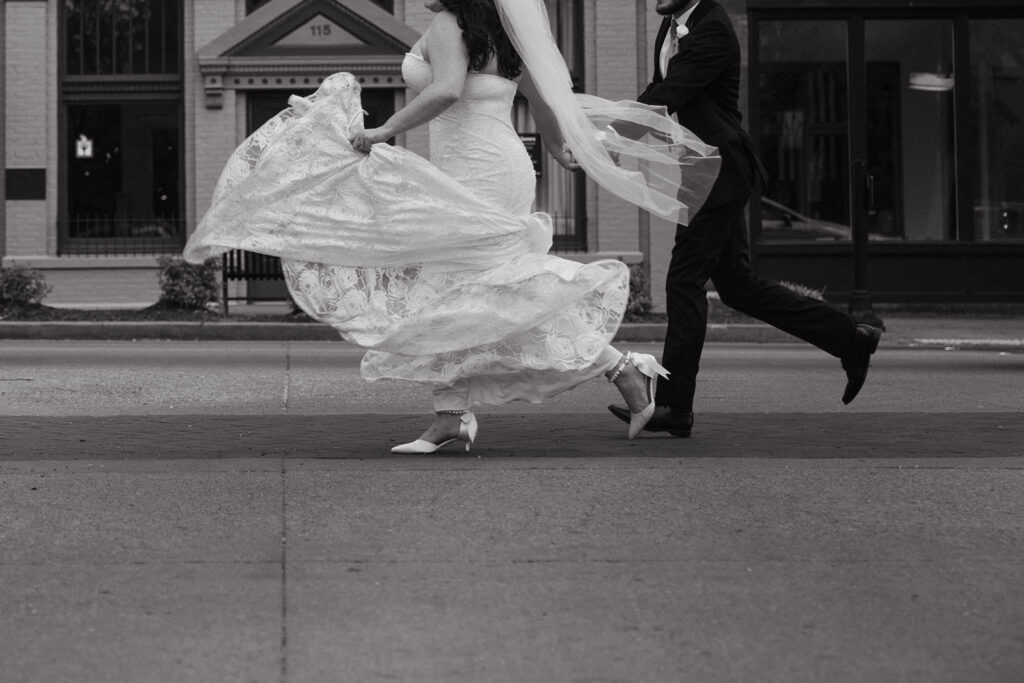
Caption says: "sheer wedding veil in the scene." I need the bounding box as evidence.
[494,0,721,225]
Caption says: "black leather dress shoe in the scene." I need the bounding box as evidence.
[841,324,882,404]
[607,405,694,437]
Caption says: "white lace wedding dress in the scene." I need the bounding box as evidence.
[184,54,629,408]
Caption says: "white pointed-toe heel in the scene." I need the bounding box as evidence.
[608,352,670,439]
[390,412,478,454]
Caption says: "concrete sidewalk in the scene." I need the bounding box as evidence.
[2,414,1022,682]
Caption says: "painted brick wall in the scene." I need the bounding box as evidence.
[190,0,241,228]
[191,95,238,225]
[4,202,47,255]
[592,1,640,254]
[45,0,60,255]
[194,0,238,55]
[38,266,161,306]
[1,255,163,306]
[4,3,47,169]
[5,1,49,257]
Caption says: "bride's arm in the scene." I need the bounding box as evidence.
[518,69,579,170]
[351,12,468,151]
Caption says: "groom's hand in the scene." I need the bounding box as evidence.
[553,148,581,171]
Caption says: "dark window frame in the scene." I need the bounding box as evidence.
[58,0,185,255]
[553,0,588,251]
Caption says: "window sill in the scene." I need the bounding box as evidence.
[3,255,161,269]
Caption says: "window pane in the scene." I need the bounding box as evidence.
[546,0,583,87]
[66,101,182,242]
[971,19,1024,241]
[866,19,955,241]
[515,1,586,249]
[758,21,851,242]
[64,0,178,76]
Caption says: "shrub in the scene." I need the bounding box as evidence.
[157,255,220,309]
[778,280,826,301]
[626,264,653,320]
[0,265,52,311]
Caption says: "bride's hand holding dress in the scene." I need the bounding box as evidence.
[350,10,466,155]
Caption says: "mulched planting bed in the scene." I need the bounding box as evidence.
[0,304,315,323]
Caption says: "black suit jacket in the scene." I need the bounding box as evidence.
[639,0,765,211]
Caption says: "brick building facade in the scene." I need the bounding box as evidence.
[4,0,743,310]
[4,0,1020,309]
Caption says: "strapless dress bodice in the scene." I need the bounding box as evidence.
[401,52,518,120]
[399,51,533,215]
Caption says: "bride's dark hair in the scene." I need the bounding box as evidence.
[439,0,523,79]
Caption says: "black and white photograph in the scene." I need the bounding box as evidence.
[1,0,1022,680]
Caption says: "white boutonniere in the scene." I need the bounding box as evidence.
[675,24,689,40]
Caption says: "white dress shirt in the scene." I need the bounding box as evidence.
[659,1,701,79]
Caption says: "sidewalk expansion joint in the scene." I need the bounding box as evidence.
[279,460,289,683]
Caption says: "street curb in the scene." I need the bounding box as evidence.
[0,320,801,344]
[3,321,1022,350]
[0,321,337,341]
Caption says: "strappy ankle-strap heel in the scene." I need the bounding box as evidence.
[608,352,670,439]
[390,411,478,454]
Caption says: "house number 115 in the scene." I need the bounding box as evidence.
[310,24,332,37]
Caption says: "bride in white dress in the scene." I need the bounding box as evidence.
[184,0,720,453]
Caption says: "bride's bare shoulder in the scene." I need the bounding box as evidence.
[426,9,461,38]
[420,10,461,60]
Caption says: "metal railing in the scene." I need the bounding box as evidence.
[56,210,586,260]
[59,216,185,255]
[221,250,287,314]
[550,213,587,252]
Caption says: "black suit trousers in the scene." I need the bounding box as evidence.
[654,192,859,412]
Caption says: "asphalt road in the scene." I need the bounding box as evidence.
[1,340,1022,682]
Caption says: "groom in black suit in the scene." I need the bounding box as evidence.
[610,0,882,437]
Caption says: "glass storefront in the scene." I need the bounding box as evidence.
[757,20,850,242]
[749,2,1024,301]
[971,18,1024,241]
[866,19,955,241]
[753,5,1024,245]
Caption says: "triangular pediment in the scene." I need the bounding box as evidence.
[197,0,420,108]
[273,14,367,48]
[198,0,420,59]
